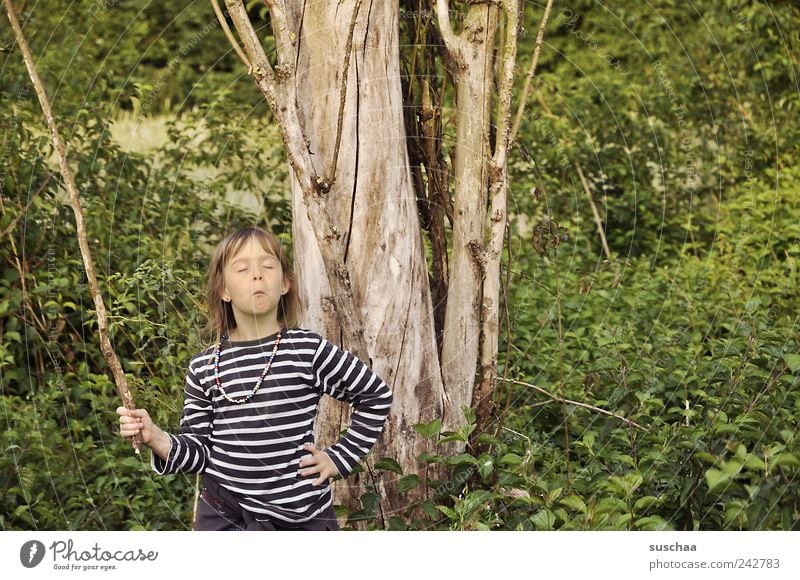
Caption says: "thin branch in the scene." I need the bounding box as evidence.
[435,0,462,58]
[490,0,520,169]
[328,0,362,186]
[262,0,294,67]
[575,162,612,261]
[503,378,648,431]
[3,0,142,452]
[0,172,53,239]
[211,0,251,68]
[509,0,554,147]
[224,0,276,87]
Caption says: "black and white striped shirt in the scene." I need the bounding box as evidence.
[151,328,393,524]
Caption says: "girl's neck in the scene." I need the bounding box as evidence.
[228,318,282,342]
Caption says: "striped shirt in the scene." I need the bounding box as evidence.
[151,328,393,524]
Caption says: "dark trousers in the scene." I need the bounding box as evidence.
[194,474,340,531]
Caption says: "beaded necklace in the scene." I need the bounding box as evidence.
[213,330,282,405]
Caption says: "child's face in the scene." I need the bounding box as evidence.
[221,237,289,325]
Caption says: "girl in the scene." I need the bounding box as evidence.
[117,227,393,530]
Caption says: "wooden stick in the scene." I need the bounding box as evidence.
[575,162,613,261]
[3,0,142,452]
[503,378,648,431]
[328,0,363,186]
[509,0,554,147]
[210,0,251,68]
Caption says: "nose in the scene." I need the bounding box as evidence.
[252,269,263,280]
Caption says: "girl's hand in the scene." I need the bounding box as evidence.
[298,443,340,486]
[117,407,155,445]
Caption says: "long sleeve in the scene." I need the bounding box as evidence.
[151,360,213,475]
[312,338,394,478]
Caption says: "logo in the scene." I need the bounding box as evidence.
[20,540,46,568]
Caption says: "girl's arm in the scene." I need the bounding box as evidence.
[312,338,394,478]
[150,361,214,475]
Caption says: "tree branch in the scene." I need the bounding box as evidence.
[435,0,462,59]
[3,0,142,452]
[0,172,53,239]
[575,162,612,261]
[503,378,648,431]
[328,0,362,186]
[211,0,251,68]
[262,0,295,68]
[224,0,277,89]
[490,0,520,169]
[509,0,553,147]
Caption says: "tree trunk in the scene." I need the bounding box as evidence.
[284,0,446,522]
[439,4,499,428]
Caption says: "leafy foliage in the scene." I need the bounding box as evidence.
[2,1,799,530]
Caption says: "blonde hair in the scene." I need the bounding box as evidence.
[204,227,302,341]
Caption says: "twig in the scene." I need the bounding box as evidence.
[435,0,463,59]
[0,172,53,239]
[328,0,362,186]
[210,0,251,68]
[575,162,612,260]
[509,0,554,147]
[503,377,648,431]
[4,0,142,452]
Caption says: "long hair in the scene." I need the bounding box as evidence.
[204,227,302,341]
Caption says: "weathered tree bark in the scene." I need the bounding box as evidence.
[435,0,503,430]
[3,0,142,452]
[285,0,447,519]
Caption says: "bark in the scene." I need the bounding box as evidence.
[437,1,499,428]
[3,0,142,452]
[475,0,519,435]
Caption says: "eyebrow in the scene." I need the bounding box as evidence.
[230,255,279,266]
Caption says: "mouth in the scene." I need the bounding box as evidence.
[253,291,266,297]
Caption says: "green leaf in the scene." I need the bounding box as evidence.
[477,454,494,479]
[388,516,407,531]
[421,499,439,519]
[436,505,457,520]
[446,453,479,466]
[635,516,672,531]
[374,457,403,474]
[413,418,442,440]
[785,354,800,372]
[360,492,381,514]
[634,496,660,511]
[772,453,800,469]
[530,509,556,530]
[475,433,502,446]
[438,431,468,444]
[398,474,423,493]
[416,452,444,464]
[559,495,587,513]
[499,453,523,466]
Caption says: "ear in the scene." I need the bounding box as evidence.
[221,285,231,302]
[281,275,290,296]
